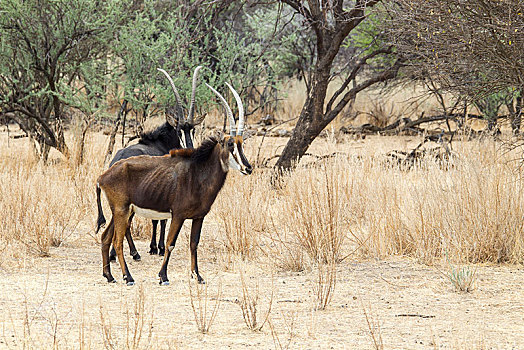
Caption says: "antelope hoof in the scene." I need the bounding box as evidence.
[132,252,141,261]
[192,272,205,284]
[104,273,116,283]
[123,275,135,286]
[158,247,165,256]
[159,273,169,285]
[149,247,158,255]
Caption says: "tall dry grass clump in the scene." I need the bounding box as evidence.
[236,268,273,331]
[188,276,222,334]
[99,285,155,349]
[280,162,348,264]
[213,172,271,260]
[351,139,524,264]
[0,132,104,264]
[230,136,524,268]
[2,126,524,269]
[312,262,337,310]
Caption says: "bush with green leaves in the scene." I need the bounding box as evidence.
[0,0,126,159]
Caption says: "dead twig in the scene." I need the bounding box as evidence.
[395,314,435,318]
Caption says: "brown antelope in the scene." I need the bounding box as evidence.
[102,66,205,261]
[99,67,205,262]
[96,83,252,285]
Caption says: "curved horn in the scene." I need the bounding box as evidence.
[225,83,245,136]
[157,68,185,124]
[188,66,203,125]
[205,83,236,136]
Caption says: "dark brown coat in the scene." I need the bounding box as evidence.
[97,135,252,285]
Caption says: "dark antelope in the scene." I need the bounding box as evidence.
[96,83,252,285]
[97,66,204,260]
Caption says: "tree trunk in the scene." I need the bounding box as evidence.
[274,0,391,172]
[274,114,322,170]
[487,117,498,131]
[74,118,90,167]
[30,135,50,164]
[274,57,402,171]
[275,69,330,171]
[105,100,127,165]
[510,92,522,135]
[55,119,70,159]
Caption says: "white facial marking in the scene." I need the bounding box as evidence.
[228,152,242,171]
[130,204,171,220]
[229,144,250,175]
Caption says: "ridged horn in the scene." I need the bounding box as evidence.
[157,68,185,124]
[188,66,203,125]
[225,83,245,136]
[205,83,236,136]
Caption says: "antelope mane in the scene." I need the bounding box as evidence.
[169,136,219,163]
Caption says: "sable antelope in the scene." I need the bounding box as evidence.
[96,83,252,285]
[97,66,204,261]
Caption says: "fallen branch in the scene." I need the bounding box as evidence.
[395,314,435,319]
[385,133,455,170]
[342,113,508,135]
[303,152,347,160]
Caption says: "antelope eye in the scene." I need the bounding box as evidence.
[227,139,234,148]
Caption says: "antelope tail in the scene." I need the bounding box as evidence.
[96,183,106,234]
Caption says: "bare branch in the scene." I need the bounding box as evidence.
[325,59,404,123]
[326,46,394,114]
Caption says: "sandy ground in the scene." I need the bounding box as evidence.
[1,229,524,349]
[1,128,524,349]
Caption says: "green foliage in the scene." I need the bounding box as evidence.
[0,0,124,109]
[247,5,315,81]
[111,0,280,119]
[112,3,178,115]
[473,91,511,123]
[345,5,396,69]
[448,264,477,293]
[346,8,381,53]
[0,0,127,157]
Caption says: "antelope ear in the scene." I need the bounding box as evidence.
[166,113,179,128]
[193,112,207,126]
[220,135,231,146]
[208,127,223,140]
[214,128,226,140]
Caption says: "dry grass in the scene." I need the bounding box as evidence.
[312,262,337,310]
[188,276,222,334]
[267,313,296,350]
[214,174,269,260]
[237,269,273,331]
[281,162,348,264]
[2,107,524,347]
[98,285,155,349]
[0,132,102,264]
[2,125,524,267]
[362,302,384,350]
